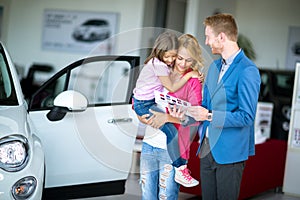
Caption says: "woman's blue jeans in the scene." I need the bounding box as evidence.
[140,142,180,199]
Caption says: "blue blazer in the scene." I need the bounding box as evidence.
[199,50,261,164]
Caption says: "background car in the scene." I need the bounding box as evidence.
[259,68,295,140]
[0,42,44,199]
[72,19,111,42]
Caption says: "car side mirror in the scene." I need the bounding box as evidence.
[46,90,88,121]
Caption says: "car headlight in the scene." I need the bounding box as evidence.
[0,135,29,172]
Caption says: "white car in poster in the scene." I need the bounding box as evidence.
[0,41,140,199]
[72,19,111,42]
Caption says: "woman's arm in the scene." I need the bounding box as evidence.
[147,109,181,129]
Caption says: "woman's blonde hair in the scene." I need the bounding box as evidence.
[178,34,204,71]
[144,31,179,64]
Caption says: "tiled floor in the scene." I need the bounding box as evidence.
[77,146,300,200]
[76,173,192,200]
[79,173,300,200]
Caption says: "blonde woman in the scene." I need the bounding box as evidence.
[139,34,204,199]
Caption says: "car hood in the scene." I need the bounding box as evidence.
[0,105,29,139]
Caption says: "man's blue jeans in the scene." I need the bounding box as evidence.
[140,142,180,199]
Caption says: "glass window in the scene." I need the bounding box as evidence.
[0,46,17,105]
[68,60,131,105]
[274,73,294,97]
[29,57,134,110]
[29,74,67,109]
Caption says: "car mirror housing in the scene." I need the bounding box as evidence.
[46,90,88,121]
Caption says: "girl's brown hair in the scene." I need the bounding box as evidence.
[144,31,179,64]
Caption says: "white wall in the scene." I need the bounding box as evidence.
[0,0,299,74]
[0,0,145,74]
[184,0,300,70]
[236,0,300,69]
[185,0,236,69]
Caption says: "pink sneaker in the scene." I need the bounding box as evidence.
[174,165,199,187]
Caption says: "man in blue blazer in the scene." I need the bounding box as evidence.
[188,13,261,200]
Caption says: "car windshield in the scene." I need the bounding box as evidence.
[83,20,108,26]
[0,45,18,105]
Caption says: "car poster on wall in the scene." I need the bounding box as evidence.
[42,9,118,54]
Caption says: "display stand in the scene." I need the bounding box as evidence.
[283,62,300,197]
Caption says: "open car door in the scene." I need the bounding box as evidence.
[28,56,140,199]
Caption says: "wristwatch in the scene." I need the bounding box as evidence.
[207,110,212,120]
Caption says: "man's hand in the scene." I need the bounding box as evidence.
[187,106,212,121]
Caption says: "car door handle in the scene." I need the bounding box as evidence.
[108,118,133,124]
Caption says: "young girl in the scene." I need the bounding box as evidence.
[133,31,201,187]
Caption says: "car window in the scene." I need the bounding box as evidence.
[29,56,139,110]
[29,74,67,109]
[0,46,18,105]
[273,73,294,97]
[84,20,108,26]
[68,61,131,105]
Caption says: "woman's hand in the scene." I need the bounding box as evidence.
[168,104,186,120]
[148,109,168,129]
[138,105,187,129]
[137,114,151,125]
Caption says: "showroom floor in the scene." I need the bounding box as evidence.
[74,145,300,200]
[77,172,300,200]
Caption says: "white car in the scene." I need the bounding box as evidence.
[0,43,44,199]
[1,41,140,199]
[30,55,140,199]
